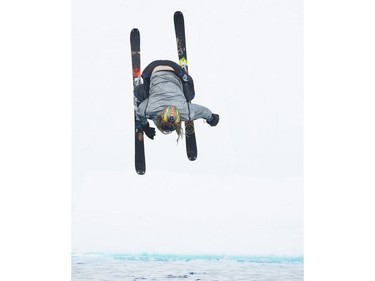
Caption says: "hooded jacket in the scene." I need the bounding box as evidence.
[136,69,212,126]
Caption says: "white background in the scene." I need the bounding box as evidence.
[1,0,375,280]
[72,0,303,256]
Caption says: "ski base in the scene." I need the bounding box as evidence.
[174,11,198,161]
[130,28,146,175]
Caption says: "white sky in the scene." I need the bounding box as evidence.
[72,0,303,256]
[2,0,375,279]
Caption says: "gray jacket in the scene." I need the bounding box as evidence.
[136,71,212,125]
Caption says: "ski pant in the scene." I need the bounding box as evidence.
[134,60,195,103]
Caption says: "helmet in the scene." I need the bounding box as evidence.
[159,106,180,133]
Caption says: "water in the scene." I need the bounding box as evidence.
[72,253,303,281]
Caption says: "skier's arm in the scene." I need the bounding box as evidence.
[189,103,220,126]
[135,99,149,125]
[135,99,156,140]
[189,103,213,120]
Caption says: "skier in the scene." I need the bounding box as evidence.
[134,60,220,141]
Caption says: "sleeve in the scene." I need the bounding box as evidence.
[188,103,212,121]
[136,99,149,125]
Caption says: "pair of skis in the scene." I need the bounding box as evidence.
[130,11,197,175]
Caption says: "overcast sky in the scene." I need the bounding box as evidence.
[3,1,375,280]
[72,0,303,256]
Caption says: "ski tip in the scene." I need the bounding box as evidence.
[131,28,139,34]
[188,156,197,161]
[174,11,183,18]
[130,28,140,45]
[136,169,145,175]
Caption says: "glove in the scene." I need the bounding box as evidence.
[142,122,156,140]
[206,113,219,126]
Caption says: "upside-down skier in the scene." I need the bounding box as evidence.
[133,60,220,142]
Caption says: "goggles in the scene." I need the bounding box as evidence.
[160,121,178,134]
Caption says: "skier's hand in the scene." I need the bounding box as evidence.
[206,113,219,126]
[142,122,156,140]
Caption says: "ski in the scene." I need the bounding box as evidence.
[174,11,198,161]
[130,28,146,175]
